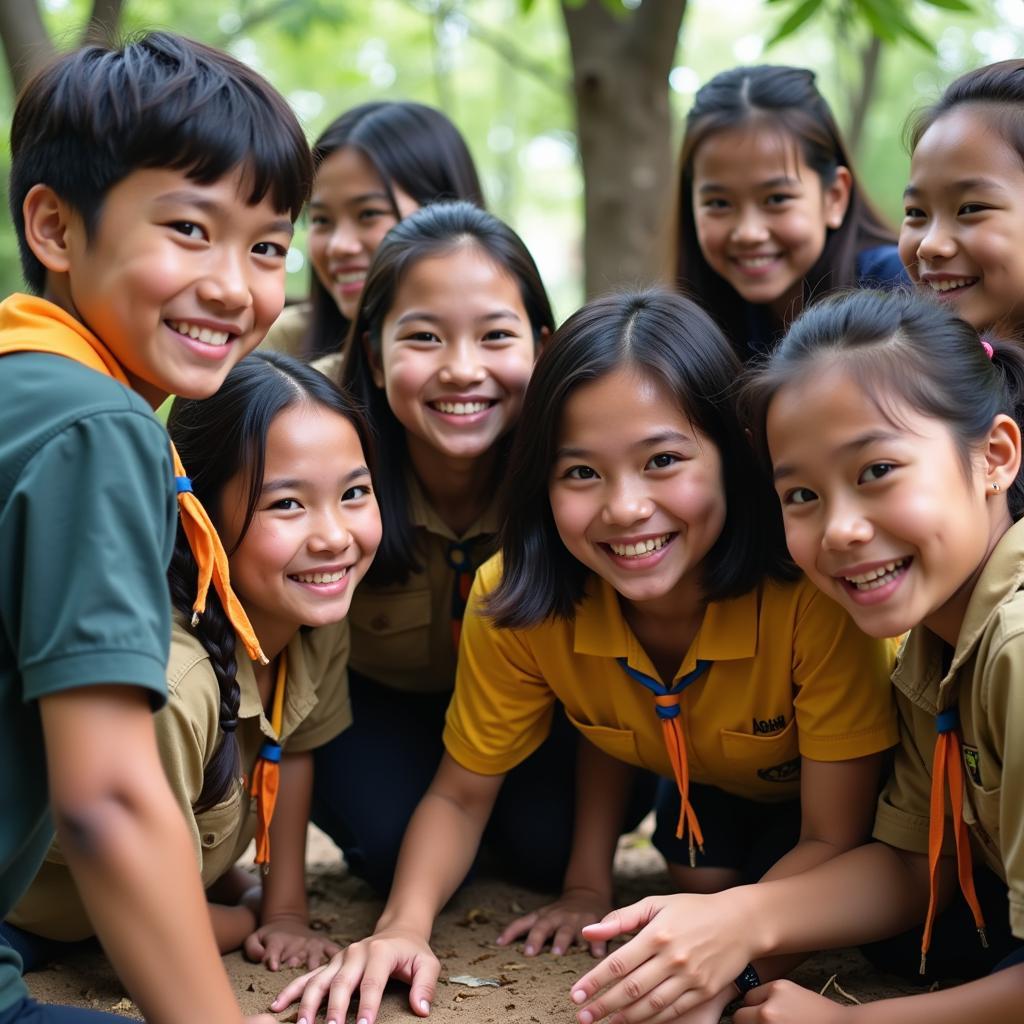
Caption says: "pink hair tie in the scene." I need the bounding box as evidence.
[981,339,995,359]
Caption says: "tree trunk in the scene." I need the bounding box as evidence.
[0,0,55,94]
[562,0,686,298]
[847,34,882,159]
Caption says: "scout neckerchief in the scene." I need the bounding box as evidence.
[0,293,267,665]
[618,657,712,867]
[445,540,478,649]
[920,706,988,973]
[250,651,287,872]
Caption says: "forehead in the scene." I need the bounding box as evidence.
[388,243,525,315]
[692,125,809,187]
[312,145,388,200]
[559,367,691,438]
[911,107,1024,185]
[264,403,363,466]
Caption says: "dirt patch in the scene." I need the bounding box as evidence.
[24,823,923,1021]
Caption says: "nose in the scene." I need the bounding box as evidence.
[438,338,486,387]
[916,218,957,262]
[601,478,654,528]
[310,508,353,554]
[730,205,769,246]
[821,499,873,551]
[325,219,362,258]
[197,248,252,311]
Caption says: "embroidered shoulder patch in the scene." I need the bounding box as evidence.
[757,757,801,783]
[962,745,982,787]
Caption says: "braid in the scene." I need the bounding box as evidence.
[167,527,242,813]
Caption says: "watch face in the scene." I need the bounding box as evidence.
[735,964,762,993]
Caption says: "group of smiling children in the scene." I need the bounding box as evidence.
[1,26,1023,1024]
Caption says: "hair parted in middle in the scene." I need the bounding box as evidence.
[167,350,375,813]
[486,288,796,631]
[341,199,555,586]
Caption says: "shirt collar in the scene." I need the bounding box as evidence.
[573,575,759,680]
[236,629,319,740]
[893,517,1024,711]
[406,469,501,541]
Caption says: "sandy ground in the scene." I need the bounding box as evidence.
[25,821,924,1022]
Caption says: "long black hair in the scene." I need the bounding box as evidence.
[342,200,554,586]
[487,288,796,629]
[744,289,1024,522]
[674,65,894,355]
[167,351,375,812]
[305,101,485,359]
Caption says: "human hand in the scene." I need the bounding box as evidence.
[269,926,440,1024]
[243,913,341,971]
[496,887,613,957]
[569,890,757,1024]
[734,980,851,1023]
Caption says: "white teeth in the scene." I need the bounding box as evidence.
[292,569,348,585]
[736,255,778,267]
[843,558,908,590]
[433,401,491,415]
[168,320,230,346]
[608,534,672,558]
[928,277,975,293]
[333,272,364,285]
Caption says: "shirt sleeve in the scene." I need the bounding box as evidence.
[980,636,1024,939]
[443,562,557,775]
[286,621,353,753]
[2,407,175,705]
[792,583,899,761]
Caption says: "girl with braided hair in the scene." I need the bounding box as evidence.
[6,351,381,973]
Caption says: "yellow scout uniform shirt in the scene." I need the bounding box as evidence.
[873,517,1024,940]
[347,475,499,693]
[9,618,351,942]
[445,557,897,801]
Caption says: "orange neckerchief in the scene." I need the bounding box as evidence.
[618,657,712,867]
[0,293,266,664]
[250,652,287,872]
[921,707,988,973]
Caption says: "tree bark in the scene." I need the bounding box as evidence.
[562,0,686,298]
[0,0,56,94]
[81,0,127,47]
[847,34,882,159]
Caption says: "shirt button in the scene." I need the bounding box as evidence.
[371,614,390,631]
[202,833,216,846]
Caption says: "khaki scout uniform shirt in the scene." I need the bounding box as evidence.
[9,618,351,941]
[873,517,1024,940]
[447,556,897,800]
[347,475,499,693]
[260,301,310,359]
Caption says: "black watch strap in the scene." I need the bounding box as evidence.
[733,962,762,994]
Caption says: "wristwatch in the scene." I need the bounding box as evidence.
[733,962,762,995]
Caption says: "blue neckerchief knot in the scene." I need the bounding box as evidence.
[935,707,959,733]
[175,475,193,494]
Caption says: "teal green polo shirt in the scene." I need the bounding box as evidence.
[0,353,175,1009]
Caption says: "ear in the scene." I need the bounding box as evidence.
[824,166,853,231]
[535,324,551,359]
[362,331,385,389]
[22,184,78,274]
[985,413,1021,495]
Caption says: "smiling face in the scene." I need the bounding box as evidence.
[548,367,727,612]
[899,107,1024,335]
[374,242,536,470]
[307,146,419,321]
[767,362,1013,642]
[46,167,294,407]
[691,125,850,320]
[220,403,382,658]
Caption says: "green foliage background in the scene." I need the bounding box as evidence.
[1,0,1020,318]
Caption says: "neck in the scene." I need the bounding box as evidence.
[406,433,495,535]
[767,281,804,328]
[619,572,707,681]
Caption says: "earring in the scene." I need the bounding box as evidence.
[992,482,1001,492]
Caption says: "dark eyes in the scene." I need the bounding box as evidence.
[170,221,204,239]
[565,465,598,480]
[784,487,817,506]
[860,462,895,483]
[342,484,372,501]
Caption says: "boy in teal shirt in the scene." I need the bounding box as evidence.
[0,32,311,1023]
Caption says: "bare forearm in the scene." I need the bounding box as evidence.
[260,752,312,923]
[209,902,258,953]
[847,964,1024,1024]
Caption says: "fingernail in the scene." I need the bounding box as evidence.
[524,945,534,955]
[297,1018,306,1024]
[553,946,562,956]
[420,1000,431,1012]
[579,1012,594,1024]
[571,989,586,1005]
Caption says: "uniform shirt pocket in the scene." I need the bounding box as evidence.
[719,717,800,783]
[349,589,432,673]
[566,710,643,769]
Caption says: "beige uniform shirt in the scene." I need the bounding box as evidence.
[348,475,499,693]
[260,301,311,358]
[9,618,351,941]
[873,517,1024,939]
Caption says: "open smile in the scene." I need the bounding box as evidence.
[166,318,236,348]
[600,532,677,567]
[836,556,912,604]
[287,566,353,594]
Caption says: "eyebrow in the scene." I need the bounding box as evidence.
[556,430,693,460]
[903,177,1006,199]
[310,191,391,207]
[394,309,524,326]
[698,176,801,195]
[154,190,293,236]
[772,430,902,482]
[261,466,370,492]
